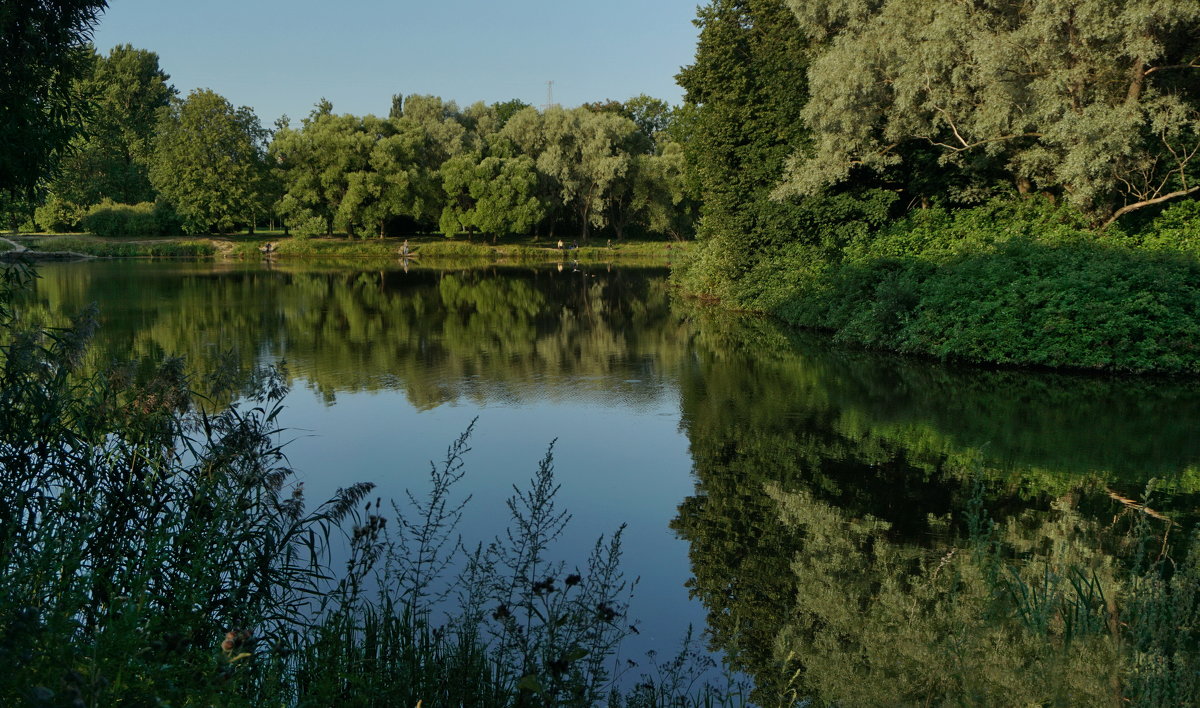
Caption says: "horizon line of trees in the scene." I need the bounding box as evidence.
[10,44,695,243]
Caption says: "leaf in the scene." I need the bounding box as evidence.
[516,674,544,693]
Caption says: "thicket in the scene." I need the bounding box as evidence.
[77,199,182,238]
[675,0,1200,374]
[761,199,1200,373]
[0,264,737,706]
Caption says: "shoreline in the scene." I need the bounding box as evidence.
[3,233,687,266]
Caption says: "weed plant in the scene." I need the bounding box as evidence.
[0,263,737,706]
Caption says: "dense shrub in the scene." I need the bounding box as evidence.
[80,199,182,238]
[776,237,1200,373]
[734,197,1200,373]
[33,194,87,232]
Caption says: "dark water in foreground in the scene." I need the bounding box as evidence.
[22,260,1200,704]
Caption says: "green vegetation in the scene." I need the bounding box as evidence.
[9,232,684,266]
[150,89,272,234]
[79,199,181,238]
[0,1,107,198]
[675,0,1200,373]
[14,235,215,258]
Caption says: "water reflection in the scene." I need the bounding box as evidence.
[23,261,1200,704]
[675,308,1200,705]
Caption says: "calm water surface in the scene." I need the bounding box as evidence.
[24,259,1200,703]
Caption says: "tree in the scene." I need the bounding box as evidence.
[46,44,175,213]
[150,89,270,233]
[0,0,108,197]
[779,0,1200,225]
[439,154,545,240]
[674,0,812,296]
[537,107,638,242]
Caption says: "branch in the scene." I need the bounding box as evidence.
[1144,57,1200,76]
[1102,186,1200,229]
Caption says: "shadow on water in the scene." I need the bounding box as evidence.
[674,304,1200,706]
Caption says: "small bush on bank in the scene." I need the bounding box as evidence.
[80,200,182,238]
[33,195,88,232]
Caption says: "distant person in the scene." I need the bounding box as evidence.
[557,239,564,250]
[400,239,410,257]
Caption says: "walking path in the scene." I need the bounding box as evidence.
[0,236,28,253]
[0,235,91,261]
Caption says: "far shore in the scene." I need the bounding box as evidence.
[3,232,689,266]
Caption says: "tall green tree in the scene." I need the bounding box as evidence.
[47,44,175,211]
[149,89,270,233]
[780,0,1200,225]
[439,154,545,240]
[537,107,638,242]
[0,0,107,198]
[674,0,812,297]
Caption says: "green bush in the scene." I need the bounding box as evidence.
[33,195,87,232]
[80,200,182,238]
[777,238,1200,373]
[690,196,1200,373]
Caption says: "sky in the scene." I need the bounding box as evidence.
[91,0,702,126]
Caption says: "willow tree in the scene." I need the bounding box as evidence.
[779,0,1200,225]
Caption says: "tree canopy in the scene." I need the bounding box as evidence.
[0,0,108,197]
[149,89,270,233]
[778,0,1200,224]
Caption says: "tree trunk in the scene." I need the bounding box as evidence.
[1127,56,1145,104]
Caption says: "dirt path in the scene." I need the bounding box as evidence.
[0,235,92,261]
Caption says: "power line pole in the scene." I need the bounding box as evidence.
[543,80,555,111]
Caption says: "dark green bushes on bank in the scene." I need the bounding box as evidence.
[79,199,182,238]
[680,196,1200,374]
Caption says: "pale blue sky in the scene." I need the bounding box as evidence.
[91,0,701,125]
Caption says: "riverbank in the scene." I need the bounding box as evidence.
[6,233,688,266]
[675,198,1200,375]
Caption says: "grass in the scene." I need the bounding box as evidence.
[0,262,741,707]
[16,231,688,266]
[13,234,216,257]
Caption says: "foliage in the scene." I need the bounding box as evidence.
[780,0,1200,225]
[46,44,176,209]
[0,0,107,197]
[34,194,89,233]
[79,199,181,238]
[439,154,546,240]
[768,199,1200,373]
[673,0,813,298]
[150,89,271,234]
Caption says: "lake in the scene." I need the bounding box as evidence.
[22,259,1200,704]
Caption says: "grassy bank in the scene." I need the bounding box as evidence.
[12,232,686,266]
[676,198,1200,374]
